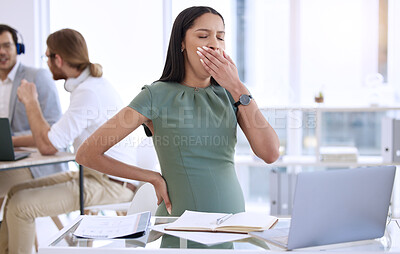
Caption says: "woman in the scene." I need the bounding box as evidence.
[76,6,279,217]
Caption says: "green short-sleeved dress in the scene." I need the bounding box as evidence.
[128,81,245,216]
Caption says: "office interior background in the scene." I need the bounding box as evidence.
[1,0,400,218]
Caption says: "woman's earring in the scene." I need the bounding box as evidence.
[181,48,184,53]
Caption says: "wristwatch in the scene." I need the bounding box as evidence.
[234,94,253,107]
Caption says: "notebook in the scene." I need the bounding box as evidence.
[0,118,31,161]
[164,210,278,234]
[250,166,396,250]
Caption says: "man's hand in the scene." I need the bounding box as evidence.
[17,79,39,105]
[16,79,58,155]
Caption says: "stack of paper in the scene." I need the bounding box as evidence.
[151,224,251,245]
[320,146,358,162]
[151,210,278,245]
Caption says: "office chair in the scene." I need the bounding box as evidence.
[85,137,159,216]
[127,182,158,216]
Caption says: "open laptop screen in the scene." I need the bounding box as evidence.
[0,118,30,161]
[250,166,395,250]
[287,166,395,249]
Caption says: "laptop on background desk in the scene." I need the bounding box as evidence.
[0,118,31,161]
[250,166,396,250]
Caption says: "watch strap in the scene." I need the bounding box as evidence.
[234,94,252,107]
[233,100,241,107]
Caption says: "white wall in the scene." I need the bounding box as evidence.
[48,0,165,110]
[0,0,49,68]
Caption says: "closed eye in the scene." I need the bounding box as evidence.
[198,36,224,41]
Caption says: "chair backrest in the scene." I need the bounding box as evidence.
[127,182,158,215]
[136,137,159,170]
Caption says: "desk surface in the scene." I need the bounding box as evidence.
[0,149,75,171]
[0,149,86,214]
[39,216,400,253]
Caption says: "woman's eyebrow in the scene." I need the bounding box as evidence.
[195,28,225,34]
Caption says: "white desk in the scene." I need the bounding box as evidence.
[0,150,86,214]
[0,150,75,171]
[39,216,400,253]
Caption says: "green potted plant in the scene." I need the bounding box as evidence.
[314,91,324,103]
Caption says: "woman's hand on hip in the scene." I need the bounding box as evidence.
[151,172,172,214]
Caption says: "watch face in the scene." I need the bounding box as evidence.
[240,95,251,105]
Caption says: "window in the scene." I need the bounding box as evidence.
[234,0,398,213]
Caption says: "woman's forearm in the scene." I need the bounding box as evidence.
[76,138,172,214]
[76,147,159,183]
[237,100,280,164]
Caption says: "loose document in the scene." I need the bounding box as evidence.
[73,211,151,239]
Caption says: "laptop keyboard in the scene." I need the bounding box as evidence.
[270,235,289,245]
[250,227,290,248]
[265,228,290,246]
[14,151,30,160]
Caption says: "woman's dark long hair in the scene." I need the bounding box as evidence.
[159,6,224,84]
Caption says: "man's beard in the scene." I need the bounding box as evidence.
[49,64,67,80]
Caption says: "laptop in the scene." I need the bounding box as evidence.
[250,166,396,250]
[0,118,31,161]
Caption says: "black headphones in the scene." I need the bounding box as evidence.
[15,30,25,55]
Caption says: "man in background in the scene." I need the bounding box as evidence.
[0,28,137,254]
[0,24,65,208]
